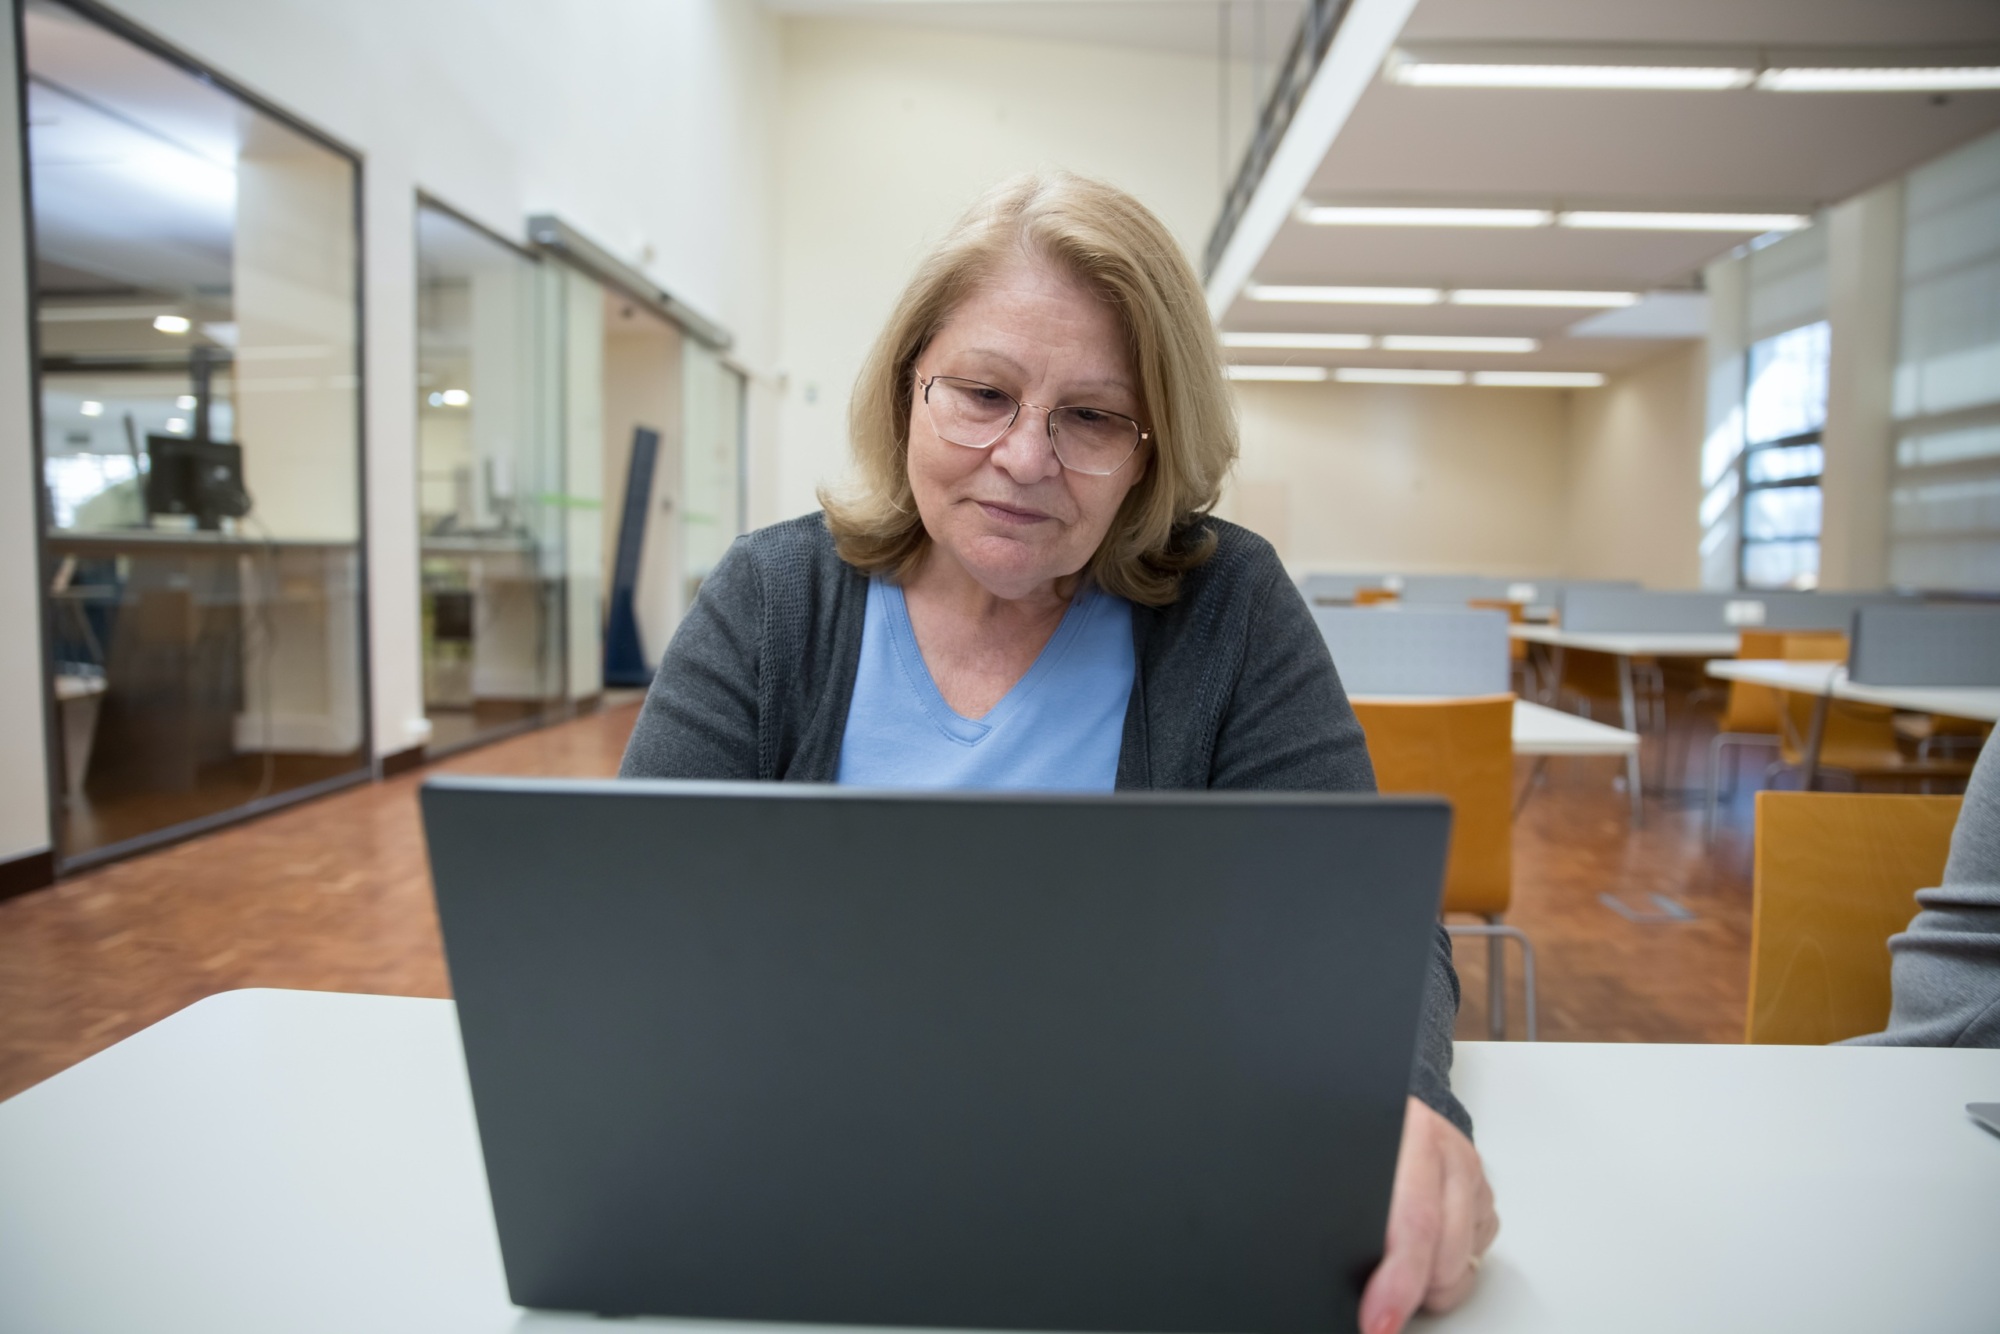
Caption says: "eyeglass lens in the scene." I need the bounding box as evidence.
[924,375,1140,476]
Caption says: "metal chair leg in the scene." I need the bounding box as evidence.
[1443,921,1539,1041]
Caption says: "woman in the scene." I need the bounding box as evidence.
[622,171,1496,1332]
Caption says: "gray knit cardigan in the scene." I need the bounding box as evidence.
[619,512,1470,1136]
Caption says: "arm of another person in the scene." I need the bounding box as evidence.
[1847,740,2000,1048]
[1208,562,1494,1333]
[618,537,766,781]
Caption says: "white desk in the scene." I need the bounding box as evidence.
[1507,628,1739,824]
[1706,659,2000,787]
[1347,698,1641,760]
[4,990,1997,1334]
[1509,626,1742,659]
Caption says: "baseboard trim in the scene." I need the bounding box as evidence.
[0,847,57,903]
[380,745,427,778]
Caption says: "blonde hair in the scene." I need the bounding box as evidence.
[819,171,1238,606]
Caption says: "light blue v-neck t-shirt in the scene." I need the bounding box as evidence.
[835,577,1135,792]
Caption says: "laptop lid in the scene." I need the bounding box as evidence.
[422,777,1450,1333]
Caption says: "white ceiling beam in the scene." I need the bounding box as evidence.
[1203,0,1419,321]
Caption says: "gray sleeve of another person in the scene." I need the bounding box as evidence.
[1846,742,2000,1049]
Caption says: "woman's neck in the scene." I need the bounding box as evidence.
[902,546,1077,633]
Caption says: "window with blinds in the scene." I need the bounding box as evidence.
[1891,127,2000,592]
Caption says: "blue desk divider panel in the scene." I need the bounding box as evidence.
[1557,589,1753,632]
[1311,606,1511,697]
[1850,605,2000,685]
[1399,575,1520,604]
[1758,591,1909,630]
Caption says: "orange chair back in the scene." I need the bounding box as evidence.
[1721,630,1844,734]
[1352,694,1513,917]
[1772,632,1901,767]
[1747,790,1960,1043]
[1557,646,1623,703]
[1353,587,1400,606]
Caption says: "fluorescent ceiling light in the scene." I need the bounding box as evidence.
[1301,205,1553,228]
[1388,62,1754,91]
[175,394,198,409]
[1247,284,1443,305]
[152,314,191,334]
[1222,332,1374,350]
[79,400,104,417]
[1380,335,1539,354]
[1758,66,2000,93]
[1450,289,1639,308]
[1335,367,1467,385]
[165,417,188,433]
[441,388,471,407]
[1474,370,1607,388]
[1560,210,1810,232]
[1227,365,1331,382]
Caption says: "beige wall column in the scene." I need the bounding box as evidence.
[1700,254,1750,589]
[0,11,53,867]
[1820,180,1904,591]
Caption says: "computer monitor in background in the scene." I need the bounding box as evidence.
[144,435,250,530]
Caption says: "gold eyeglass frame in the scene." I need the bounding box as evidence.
[916,372,1150,477]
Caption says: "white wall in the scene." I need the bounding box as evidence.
[1561,345,1706,590]
[1226,381,1572,576]
[0,12,52,867]
[775,17,1237,521]
[23,0,783,771]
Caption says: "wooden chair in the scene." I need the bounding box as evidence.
[1352,694,1536,1039]
[1771,635,1976,792]
[1353,587,1400,606]
[1747,790,1960,1043]
[1704,629,1847,841]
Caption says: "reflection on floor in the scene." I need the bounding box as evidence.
[423,700,564,757]
[60,750,368,863]
[1,696,1787,1100]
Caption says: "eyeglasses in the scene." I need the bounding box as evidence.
[916,373,1150,477]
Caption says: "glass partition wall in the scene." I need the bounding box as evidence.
[26,0,367,867]
[415,202,565,753]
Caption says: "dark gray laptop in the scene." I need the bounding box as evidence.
[421,777,1450,1333]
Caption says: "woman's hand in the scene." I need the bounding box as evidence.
[1357,1096,1498,1334]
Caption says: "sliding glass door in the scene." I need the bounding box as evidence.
[26,0,367,866]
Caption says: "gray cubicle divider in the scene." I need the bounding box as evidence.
[1399,575,1521,605]
[1850,605,2000,686]
[1311,606,1511,696]
[1556,587,1906,633]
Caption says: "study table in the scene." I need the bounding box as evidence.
[3,989,1996,1334]
[1509,627,1741,825]
[1706,659,2000,788]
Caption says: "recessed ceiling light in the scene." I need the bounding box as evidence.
[1334,368,1467,385]
[1300,205,1553,228]
[441,388,471,407]
[175,394,198,409]
[1226,365,1331,382]
[153,314,191,334]
[1388,62,1755,91]
[1758,66,2000,92]
[166,417,188,432]
[1221,332,1374,350]
[1450,289,1639,308]
[1473,370,1607,387]
[1380,335,1540,354]
[79,400,104,417]
[1559,210,1811,232]
[1247,284,1443,305]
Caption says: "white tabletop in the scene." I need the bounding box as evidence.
[1511,625,1740,658]
[3,990,1997,1334]
[1707,659,2000,722]
[1350,697,1639,758]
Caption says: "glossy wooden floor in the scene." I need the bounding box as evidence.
[0,699,1764,1101]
